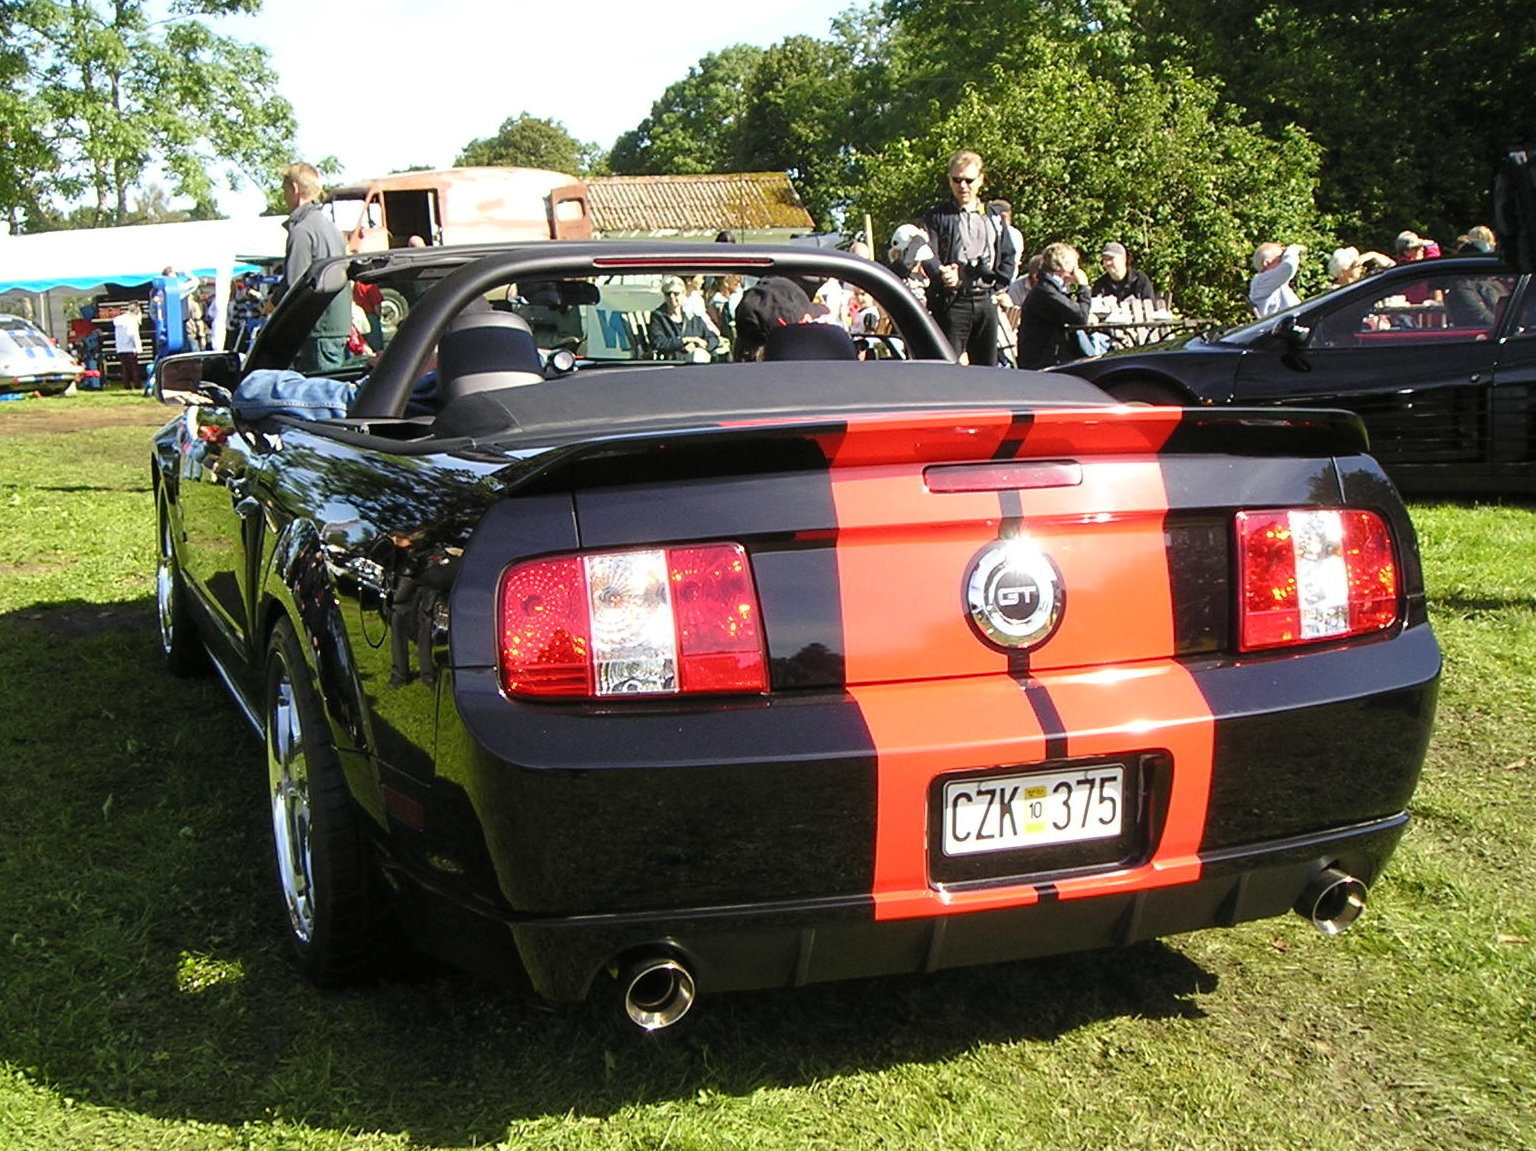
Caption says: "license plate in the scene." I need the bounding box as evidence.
[941,765,1124,856]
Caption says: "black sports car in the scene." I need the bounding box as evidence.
[151,241,1439,1031]
[1055,255,1535,493]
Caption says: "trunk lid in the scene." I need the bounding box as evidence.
[512,405,1370,688]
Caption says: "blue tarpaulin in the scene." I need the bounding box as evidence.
[0,217,287,293]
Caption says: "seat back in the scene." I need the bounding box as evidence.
[436,309,544,405]
[763,323,859,361]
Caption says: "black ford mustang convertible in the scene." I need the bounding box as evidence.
[151,242,1439,1030]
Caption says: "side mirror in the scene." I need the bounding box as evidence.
[155,351,242,407]
[1273,312,1313,349]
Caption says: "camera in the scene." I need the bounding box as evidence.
[961,257,1004,289]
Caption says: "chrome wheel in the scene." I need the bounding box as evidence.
[155,540,176,656]
[264,617,392,984]
[268,665,316,945]
[155,502,205,676]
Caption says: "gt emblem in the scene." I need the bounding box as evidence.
[964,538,1064,650]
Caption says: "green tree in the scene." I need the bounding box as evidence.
[2,2,68,230]
[608,44,766,175]
[8,0,295,232]
[0,79,53,233]
[455,113,597,175]
[857,38,1328,320]
[873,0,1139,139]
[734,36,861,228]
[31,181,221,230]
[1124,0,1536,244]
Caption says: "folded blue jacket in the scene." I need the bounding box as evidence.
[231,369,358,421]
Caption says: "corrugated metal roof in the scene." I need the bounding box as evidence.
[587,173,814,235]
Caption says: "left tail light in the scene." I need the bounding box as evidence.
[498,543,768,699]
[1236,508,1399,651]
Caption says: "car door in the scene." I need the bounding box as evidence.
[177,403,262,664]
[1233,268,1514,469]
[1489,275,1536,464]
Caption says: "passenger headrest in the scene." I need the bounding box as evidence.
[437,308,544,404]
[763,322,859,361]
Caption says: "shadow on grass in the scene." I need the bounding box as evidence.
[1431,594,1536,616]
[23,484,156,495]
[0,597,1219,1146]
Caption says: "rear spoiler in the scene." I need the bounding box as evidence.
[488,405,1372,495]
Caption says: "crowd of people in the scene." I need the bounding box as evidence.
[868,148,1506,369]
[636,149,1182,368]
[1247,224,1499,318]
[667,148,1182,370]
[877,149,1182,369]
[142,152,1511,380]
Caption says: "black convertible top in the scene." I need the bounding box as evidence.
[431,361,1116,442]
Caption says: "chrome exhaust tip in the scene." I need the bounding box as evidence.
[1295,868,1368,936]
[618,955,697,1032]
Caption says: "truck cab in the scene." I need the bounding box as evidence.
[324,167,593,252]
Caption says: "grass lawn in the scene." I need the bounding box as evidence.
[0,391,1532,1150]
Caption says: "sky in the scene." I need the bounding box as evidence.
[210,0,843,216]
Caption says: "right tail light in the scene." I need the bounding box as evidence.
[1236,508,1399,652]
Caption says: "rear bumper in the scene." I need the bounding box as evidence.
[416,623,1436,1002]
[503,815,1407,1001]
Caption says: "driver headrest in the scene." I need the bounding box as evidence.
[437,308,544,403]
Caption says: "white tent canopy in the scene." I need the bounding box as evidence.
[0,216,288,293]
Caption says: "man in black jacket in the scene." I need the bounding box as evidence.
[1015,242,1093,370]
[1092,241,1157,303]
[921,150,1017,365]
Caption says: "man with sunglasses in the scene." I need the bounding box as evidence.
[921,150,1017,365]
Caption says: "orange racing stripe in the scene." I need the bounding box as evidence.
[828,406,1217,920]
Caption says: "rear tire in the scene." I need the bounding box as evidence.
[156,500,207,677]
[1104,378,1186,406]
[265,617,391,986]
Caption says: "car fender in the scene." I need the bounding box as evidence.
[1062,337,1245,406]
[1092,372,1202,406]
[150,418,198,596]
[150,413,192,504]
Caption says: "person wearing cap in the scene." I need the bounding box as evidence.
[920,150,1018,365]
[1092,242,1156,303]
[887,222,932,303]
[1394,231,1442,262]
[988,200,1025,275]
[731,277,818,361]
